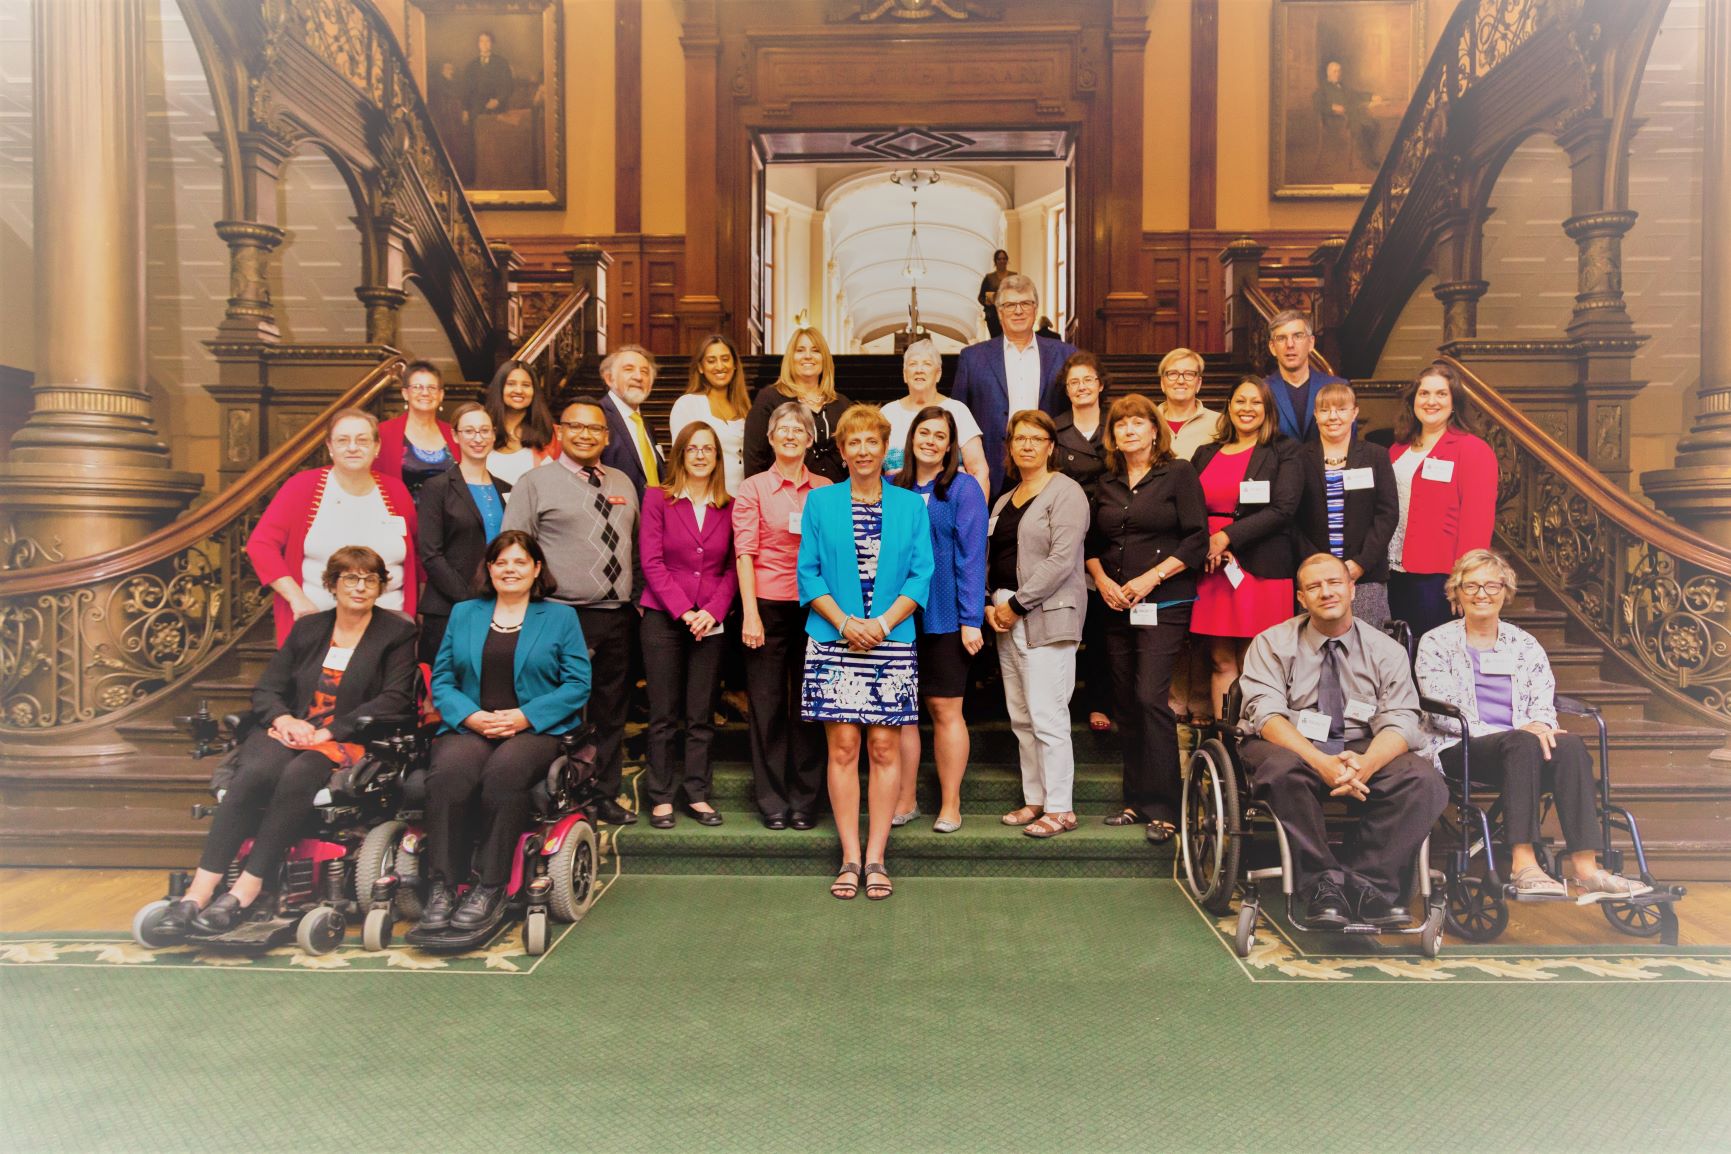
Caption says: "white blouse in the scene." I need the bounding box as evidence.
[486,446,541,486]
[300,483,407,613]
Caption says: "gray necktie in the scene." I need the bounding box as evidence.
[1317,638,1346,754]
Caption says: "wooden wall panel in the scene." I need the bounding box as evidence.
[502,234,687,357]
[1141,229,1340,355]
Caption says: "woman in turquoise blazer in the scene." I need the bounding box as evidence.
[424,530,592,933]
[796,405,933,903]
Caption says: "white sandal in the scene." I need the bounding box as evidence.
[1572,868,1653,904]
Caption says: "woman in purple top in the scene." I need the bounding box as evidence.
[638,423,738,828]
[1414,550,1649,900]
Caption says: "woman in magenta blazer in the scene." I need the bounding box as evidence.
[376,360,460,501]
[246,408,421,646]
[638,422,739,828]
[1387,361,1499,641]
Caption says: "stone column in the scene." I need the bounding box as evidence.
[1645,0,1731,541]
[356,211,413,349]
[0,0,200,561]
[212,131,294,343]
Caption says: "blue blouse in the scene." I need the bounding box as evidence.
[466,481,504,544]
[910,473,987,634]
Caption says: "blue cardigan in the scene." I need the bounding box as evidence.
[432,598,592,735]
[797,483,934,644]
[909,474,987,634]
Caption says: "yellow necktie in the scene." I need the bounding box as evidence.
[628,409,660,486]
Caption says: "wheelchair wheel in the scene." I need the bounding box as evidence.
[295,905,347,955]
[354,820,407,903]
[1180,739,1241,916]
[524,909,550,956]
[1420,905,1445,958]
[131,900,175,949]
[1444,876,1509,942]
[1602,899,1664,938]
[1233,904,1257,958]
[548,819,598,923]
[362,906,394,952]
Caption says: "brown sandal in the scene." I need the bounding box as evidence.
[1103,808,1145,827]
[1024,812,1078,839]
[864,862,893,901]
[830,862,862,900]
[1001,805,1044,827]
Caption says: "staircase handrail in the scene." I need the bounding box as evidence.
[1442,355,1731,728]
[514,284,591,370]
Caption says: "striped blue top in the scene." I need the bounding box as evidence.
[910,473,987,634]
[1323,466,1346,559]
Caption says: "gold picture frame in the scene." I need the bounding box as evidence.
[1270,0,1426,199]
[405,0,565,208]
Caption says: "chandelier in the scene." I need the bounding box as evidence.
[890,169,940,281]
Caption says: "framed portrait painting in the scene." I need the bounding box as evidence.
[405,0,565,208]
[1270,0,1426,199]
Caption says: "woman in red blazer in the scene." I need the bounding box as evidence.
[1387,361,1499,641]
[246,408,421,646]
[376,360,460,501]
[638,422,739,828]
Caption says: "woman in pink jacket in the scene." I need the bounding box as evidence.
[1386,361,1499,642]
[638,422,739,828]
[246,408,421,646]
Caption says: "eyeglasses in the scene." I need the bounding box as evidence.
[558,421,608,435]
[1010,434,1051,446]
[331,437,375,450]
[997,300,1036,313]
[1461,581,1506,597]
[337,574,382,589]
[1316,406,1355,418]
[685,445,716,456]
[1068,375,1101,387]
[456,427,495,440]
[1272,333,1312,346]
[404,383,443,394]
[1163,370,1201,383]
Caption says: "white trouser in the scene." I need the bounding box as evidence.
[994,590,1078,812]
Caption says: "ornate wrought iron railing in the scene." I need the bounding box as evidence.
[1444,356,1731,728]
[0,358,405,735]
[512,284,592,395]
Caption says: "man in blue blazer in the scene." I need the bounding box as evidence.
[950,273,1077,498]
[1264,309,1347,444]
[596,345,667,500]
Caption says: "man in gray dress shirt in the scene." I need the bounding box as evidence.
[1237,553,1448,929]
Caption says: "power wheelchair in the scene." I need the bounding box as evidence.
[1180,679,1448,959]
[131,700,426,955]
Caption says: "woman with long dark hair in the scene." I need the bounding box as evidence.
[671,333,750,494]
[482,359,559,484]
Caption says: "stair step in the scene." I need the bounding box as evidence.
[1538,678,1651,721]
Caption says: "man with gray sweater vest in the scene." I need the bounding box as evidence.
[502,396,642,825]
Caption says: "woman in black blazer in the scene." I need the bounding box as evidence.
[1294,382,1398,627]
[1053,352,1113,732]
[1189,376,1303,719]
[416,402,513,664]
[154,545,418,939]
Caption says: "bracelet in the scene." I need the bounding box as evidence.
[877,615,891,635]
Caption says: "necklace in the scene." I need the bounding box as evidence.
[490,618,523,633]
[1324,453,1347,467]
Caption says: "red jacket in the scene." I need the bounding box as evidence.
[246,467,421,645]
[1390,427,1498,574]
[376,413,459,482]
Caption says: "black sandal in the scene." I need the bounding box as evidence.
[864,862,894,901]
[830,862,862,901]
[1145,819,1177,844]
[1103,808,1145,827]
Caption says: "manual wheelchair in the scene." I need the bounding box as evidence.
[1179,680,1448,960]
[131,700,427,955]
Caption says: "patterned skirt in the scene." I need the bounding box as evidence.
[800,638,920,726]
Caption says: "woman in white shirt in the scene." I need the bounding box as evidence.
[881,338,989,494]
[669,334,750,495]
[483,359,559,484]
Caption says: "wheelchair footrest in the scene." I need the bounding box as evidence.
[191,917,297,947]
[1502,886,1574,904]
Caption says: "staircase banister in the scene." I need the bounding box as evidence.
[1441,355,1731,574]
[1240,282,1338,379]
[0,356,406,597]
[513,285,590,368]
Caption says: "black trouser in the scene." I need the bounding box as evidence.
[419,612,451,667]
[1387,571,1451,644]
[744,599,824,818]
[573,604,634,800]
[199,729,336,876]
[640,607,725,807]
[1440,728,1602,854]
[425,730,561,885]
[1074,589,1111,718]
[1104,609,1189,824]
[1242,736,1449,902]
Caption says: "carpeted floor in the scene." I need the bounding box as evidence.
[6,875,1731,1153]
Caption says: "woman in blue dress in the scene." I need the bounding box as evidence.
[798,404,934,901]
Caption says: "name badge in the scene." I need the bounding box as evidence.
[703,619,724,637]
[1421,456,1455,483]
[608,495,628,506]
[787,510,802,535]
[1296,709,1332,742]
[987,515,1000,535]
[1479,651,1516,676]
[1239,479,1270,504]
[1344,698,1376,723]
[1129,603,1159,627]
[1342,467,1375,491]
[384,515,407,536]
[922,492,932,506]
[1224,560,1245,589]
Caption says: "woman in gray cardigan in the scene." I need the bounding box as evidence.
[984,410,1091,838]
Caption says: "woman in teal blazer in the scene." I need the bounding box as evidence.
[424,530,592,933]
[796,405,933,902]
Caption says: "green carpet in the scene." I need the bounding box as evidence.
[5,877,1731,1153]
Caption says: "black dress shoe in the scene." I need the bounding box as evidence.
[1303,880,1351,930]
[649,808,676,829]
[789,811,816,831]
[156,899,203,939]
[1348,881,1410,929]
[595,798,638,826]
[420,882,457,931]
[762,812,788,830]
[189,893,248,936]
[685,804,724,827]
[450,883,506,931]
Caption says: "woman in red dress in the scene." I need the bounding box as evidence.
[1189,376,1302,719]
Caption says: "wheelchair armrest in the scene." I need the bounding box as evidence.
[1222,680,1245,728]
[1418,696,1467,726]
[547,725,600,805]
[1553,693,1599,719]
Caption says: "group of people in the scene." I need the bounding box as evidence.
[152,284,1646,930]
